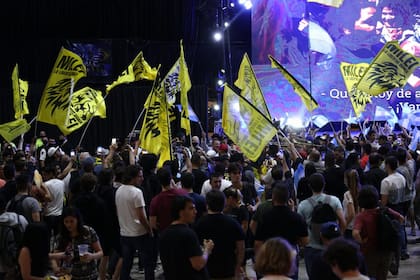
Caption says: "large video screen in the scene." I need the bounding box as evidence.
[252,0,419,124]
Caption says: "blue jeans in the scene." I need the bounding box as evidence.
[120,234,154,280]
[303,246,322,279]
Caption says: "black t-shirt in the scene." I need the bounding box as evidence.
[311,248,368,280]
[240,181,258,206]
[323,166,347,202]
[188,192,207,221]
[194,214,245,278]
[159,224,209,280]
[364,167,387,194]
[224,205,249,226]
[192,168,208,194]
[255,205,308,246]
[297,177,312,202]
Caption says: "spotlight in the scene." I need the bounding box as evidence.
[213,104,220,111]
[213,31,223,42]
[217,79,224,86]
[224,21,230,28]
[244,0,252,9]
[229,2,235,7]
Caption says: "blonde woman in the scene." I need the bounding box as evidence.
[343,169,361,239]
[254,237,296,280]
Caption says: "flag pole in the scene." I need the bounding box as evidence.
[128,107,146,145]
[65,78,75,127]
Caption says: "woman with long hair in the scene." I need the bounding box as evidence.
[343,169,361,239]
[50,207,103,280]
[18,222,50,280]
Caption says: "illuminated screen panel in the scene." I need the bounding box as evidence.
[252,0,419,124]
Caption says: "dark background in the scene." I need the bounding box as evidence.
[0,0,251,152]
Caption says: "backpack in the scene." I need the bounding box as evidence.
[0,213,25,271]
[308,195,337,244]
[6,195,29,216]
[377,207,400,252]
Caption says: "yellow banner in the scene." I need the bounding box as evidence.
[12,64,29,119]
[307,0,344,8]
[37,47,87,126]
[139,72,172,167]
[106,51,157,93]
[222,85,277,162]
[235,53,271,119]
[0,119,30,143]
[340,62,371,117]
[269,55,318,112]
[58,87,106,135]
[179,42,192,136]
[356,41,420,96]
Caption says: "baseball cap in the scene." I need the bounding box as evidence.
[320,221,341,240]
[219,143,228,152]
[96,146,109,156]
[47,147,61,157]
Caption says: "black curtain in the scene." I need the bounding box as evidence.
[0,0,250,152]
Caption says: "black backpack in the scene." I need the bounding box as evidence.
[6,195,29,216]
[308,195,337,244]
[0,213,25,270]
[377,207,400,252]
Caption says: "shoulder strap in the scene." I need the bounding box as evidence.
[308,197,317,208]
[324,194,331,204]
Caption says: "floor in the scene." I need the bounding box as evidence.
[128,226,420,280]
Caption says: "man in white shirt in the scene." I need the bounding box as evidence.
[115,165,154,280]
[41,165,64,238]
[200,173,231,197]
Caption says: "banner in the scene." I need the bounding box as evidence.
[269,55,318,112]
[37,47,87,126]
[307,0,344,8]
[339,62,371,117]
[356,41,420,96]
[179,42,192,135]
[235,53,271,118]
[59,87,106,135]
[222,84,277,162]
[106,51,157,93]
[12,64,29,119]
[139,71,172,167]
[0,119,30,143]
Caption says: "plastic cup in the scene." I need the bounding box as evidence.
[78,244,89,256]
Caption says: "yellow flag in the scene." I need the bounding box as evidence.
[37,47,87,127]
[307,0,344,8]
[179,42,192,136]
[356,41,420,96]
[269,55,318,111]
[222,84,277,162]
[59,87,106,135]
[235,53,271,119]
[139,71,172,167]
[12,64,29,119]
[106,51,157,93]
[340,62,371,117]
[0,119,31,143]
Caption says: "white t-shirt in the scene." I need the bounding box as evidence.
[380,172,406,205]
[115,184,148,237]
[200,178,231,197]
[44,178,65,217]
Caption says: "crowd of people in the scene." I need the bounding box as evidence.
[0,123,419,280]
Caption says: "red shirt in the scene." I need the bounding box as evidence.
[150,188,188,232]
[353,207,400,254]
